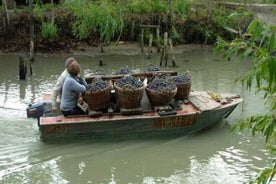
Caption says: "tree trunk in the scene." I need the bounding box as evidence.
[29,0,35,62]
[2,0,10,28]
[167,0,173,37]
[51,0,55,25]
[207,0,213,23]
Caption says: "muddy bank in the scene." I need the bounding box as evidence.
[0,42,206,58]
[68,42,203,57]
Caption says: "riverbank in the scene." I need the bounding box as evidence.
[69,42,206,56]
[0,42,209,57]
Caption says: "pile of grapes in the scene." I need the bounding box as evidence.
[147,79,176,92]
[86,78,109,93]
[94,70,105,75]
[116,68,130,75]
[145,64,160,72]
[116,76,143,89]
[172,73,191,84]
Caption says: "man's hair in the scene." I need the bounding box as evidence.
[65,57,75,69]
[67,60,80,76]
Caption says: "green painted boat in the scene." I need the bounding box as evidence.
[27,91,242,142]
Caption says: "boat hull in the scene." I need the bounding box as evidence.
[39,96,241,141]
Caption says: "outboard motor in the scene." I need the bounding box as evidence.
[26,102,46,119]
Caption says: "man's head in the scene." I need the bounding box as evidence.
[65,57,75,69]
[67,60,80,77]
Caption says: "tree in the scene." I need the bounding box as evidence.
[214,19,276,183]
[2,0,10,28]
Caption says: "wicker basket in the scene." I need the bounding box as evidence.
[83,84,112,111]
[114,83,145,109]
[174,81,191,100]
[145,87,177,106]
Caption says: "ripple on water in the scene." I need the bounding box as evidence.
[0,118,39,179]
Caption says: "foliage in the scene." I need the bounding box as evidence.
[173,0,191,20]
[33,3,44,18]
[1,0,268,52]
[127,0,167,14]
[211,5,253,32]
[229,0,276,3]
[65,0,124,43]
[41,22,58,42]
[214,18,276,183]
[66,0,97,40]
[171,26,181,42]
[96,1,124,43]
[211,6,233,28]
[214,19,276,97]
[249,161,276,184]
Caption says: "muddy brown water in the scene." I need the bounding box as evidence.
[0,46,273,183]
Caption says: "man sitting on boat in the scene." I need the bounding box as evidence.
[60,60,88,117]
[51,57,75,112]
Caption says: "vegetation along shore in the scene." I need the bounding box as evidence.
[2,0,273,54]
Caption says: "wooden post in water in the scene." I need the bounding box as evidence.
[148,34,153,58]
[141,28,144,53]
[159,46,164,66]
[160,33,176,67]
[169,39,176,67]
[156,27,160,52]
[19,56,27,80]
[100,42,104,53]
[164,32,168,67]
[160,32,168,66]
[140,25,160,54]
[131,20,135,41]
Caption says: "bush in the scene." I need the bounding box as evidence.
[41,22,58,42]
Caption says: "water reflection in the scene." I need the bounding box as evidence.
[19,80,27,100]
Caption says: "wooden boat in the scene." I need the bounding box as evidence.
[27,92,241,142]
[26,71,242,141]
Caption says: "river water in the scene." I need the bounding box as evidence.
[0,46,272,184]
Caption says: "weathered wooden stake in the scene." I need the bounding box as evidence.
[148,34,153,58]
[99,59,103,66]
[141,28,144,53]
[140,25,160,54]
[164,32,168,67]
[159,47,164,66]
[19,56,27,80]
[100,42,104,53]
[169,39,176,67]
[159,33,176,67]
[29,58,33,75]
[130,20,135,40]
[156,27,160,52]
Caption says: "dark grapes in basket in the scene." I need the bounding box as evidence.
[94,70,105,75]
[117,76,143,89]
[147,78,176,92]
[172,73,191,84]
[87,78,108,93]
[116,68,131,75]
[145,64,160,72]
